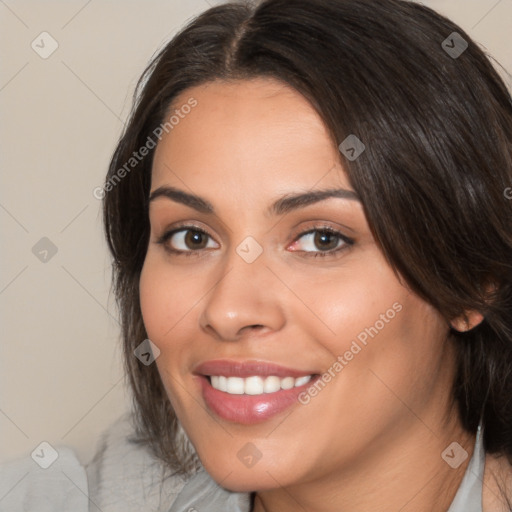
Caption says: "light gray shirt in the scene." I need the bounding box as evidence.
[0,412,484,511]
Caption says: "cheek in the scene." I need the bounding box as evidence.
[139,253,203,341]
[288,262,449,405]
[321,282,448,418]
[282,257,405,355]
[139,258,197,405]
[139,259,169,341]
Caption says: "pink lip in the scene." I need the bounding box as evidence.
[194,359,315,378]
[194,360,319,424]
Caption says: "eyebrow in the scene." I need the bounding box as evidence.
[149,185,360,216]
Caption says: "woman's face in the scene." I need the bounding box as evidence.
[139,77,454,492]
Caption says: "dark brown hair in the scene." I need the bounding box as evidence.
[102,0,512,495]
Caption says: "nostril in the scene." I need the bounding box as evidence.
[237,324,265,337]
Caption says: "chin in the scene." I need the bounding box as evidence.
[200,459,287,493]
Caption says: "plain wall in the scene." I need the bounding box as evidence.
[1,0,511,466]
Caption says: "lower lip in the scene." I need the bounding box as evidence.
[198,375,317,424]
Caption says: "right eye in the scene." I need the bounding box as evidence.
[156,226,219,256]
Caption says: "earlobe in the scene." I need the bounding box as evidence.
[450,310,485,332]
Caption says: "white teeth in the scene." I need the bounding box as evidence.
[226,376,245,394]
[294,375,312,387]
[281,376,295,390]
[209,374,313,395]
[218,375,227,392]
[263,376,281,393]
[245,376,264,395]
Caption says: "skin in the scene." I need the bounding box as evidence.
[138,77,499,511]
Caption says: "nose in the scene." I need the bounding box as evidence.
[198,245,286,342]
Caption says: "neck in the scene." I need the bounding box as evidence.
[252,413,476,512]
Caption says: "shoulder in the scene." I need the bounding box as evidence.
[483,451,512,512]
[0,445,88,511]
[85,411,190,512]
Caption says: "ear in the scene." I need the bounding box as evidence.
[450,310,485,332]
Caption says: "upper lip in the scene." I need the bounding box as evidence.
[194,359,317,378]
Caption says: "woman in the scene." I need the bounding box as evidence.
[94,0,512,510]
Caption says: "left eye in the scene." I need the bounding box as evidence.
[290,229,351,255]
[160,228,217,252]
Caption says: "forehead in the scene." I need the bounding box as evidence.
[151,77,349,193]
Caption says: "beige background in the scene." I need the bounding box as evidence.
[1,0,511,467]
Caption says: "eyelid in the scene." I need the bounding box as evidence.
[290,222,353,242]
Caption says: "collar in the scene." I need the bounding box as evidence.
[447,422,485,512]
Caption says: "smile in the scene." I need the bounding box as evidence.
[194,360,320,424]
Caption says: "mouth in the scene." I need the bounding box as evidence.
[194,360,320,424]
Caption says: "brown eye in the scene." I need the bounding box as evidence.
[156,227,218,255]
[313,231,340,251]
[289,227,354,258]
[296,229,349,253]
[183,230,209,249]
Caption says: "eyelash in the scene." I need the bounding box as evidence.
[155,223,354,259]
